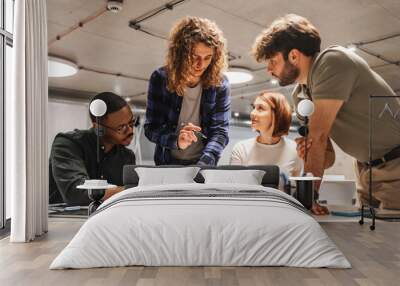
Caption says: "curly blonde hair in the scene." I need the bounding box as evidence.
[166,16,228,96]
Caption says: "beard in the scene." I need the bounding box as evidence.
[277,60,300,86]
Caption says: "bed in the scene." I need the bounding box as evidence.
[50,165,350,269]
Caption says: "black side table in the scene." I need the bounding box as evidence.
[87,189,106,215]
[289,176,321,210]
[77,181,116,216]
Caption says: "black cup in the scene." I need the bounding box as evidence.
[294,180,314,210]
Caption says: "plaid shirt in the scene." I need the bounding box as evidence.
[144,67,231,165]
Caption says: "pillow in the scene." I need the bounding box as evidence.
[200,169,266,185]
[135,167,200,186]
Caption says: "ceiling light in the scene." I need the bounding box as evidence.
[233,112,240,117]
[270,79,278,85]
[224,67,253,85]
[347,44,357,52]
[48,56,78,77]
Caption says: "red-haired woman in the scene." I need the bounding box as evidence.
[230,92,302,177]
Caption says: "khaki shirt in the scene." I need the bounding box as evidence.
[292,46,400,162]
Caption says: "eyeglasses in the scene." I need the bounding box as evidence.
[100,118,138,134]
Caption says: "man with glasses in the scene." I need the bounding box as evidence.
[49,92,137,206]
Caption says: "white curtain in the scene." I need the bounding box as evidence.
[8,0,48,242]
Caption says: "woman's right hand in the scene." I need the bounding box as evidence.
[295,137,312,160]
[177,123,201,150]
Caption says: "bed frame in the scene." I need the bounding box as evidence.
[123,165,280,189]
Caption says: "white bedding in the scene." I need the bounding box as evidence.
[50,183,351,269]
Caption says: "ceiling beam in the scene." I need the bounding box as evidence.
[128,0,188,40]
[48,5,108,46]
[357,46,400,68]
[355,32,400,47]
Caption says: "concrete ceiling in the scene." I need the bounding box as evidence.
[47,0,400,115]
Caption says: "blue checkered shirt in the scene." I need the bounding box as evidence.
[144,67,231,165]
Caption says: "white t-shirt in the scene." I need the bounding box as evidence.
[230,137,303,177]
[171,84,204,161]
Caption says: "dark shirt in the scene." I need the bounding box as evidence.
[49,128,136,206]
[144,67,231,165]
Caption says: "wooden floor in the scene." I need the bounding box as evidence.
[0,218,399,286]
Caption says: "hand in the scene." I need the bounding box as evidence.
[311,202,329,215]
[295,137,312,160]
[103,186,124,201]
[177,123,201,150]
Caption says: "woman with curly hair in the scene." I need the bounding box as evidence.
[144,16,231,165]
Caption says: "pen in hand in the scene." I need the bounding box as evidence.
[180,122,207,140]
[193,130,207,140]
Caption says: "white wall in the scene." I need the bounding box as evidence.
[138,124,156,165]
[325,141,356,180]
[48,99,91,157]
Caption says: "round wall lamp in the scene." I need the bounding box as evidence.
[224,67,253,85]
[48,56,78,77]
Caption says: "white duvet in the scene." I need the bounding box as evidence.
[50,183,351,269]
